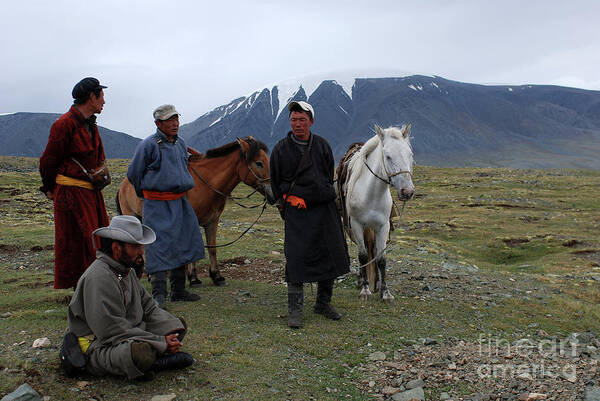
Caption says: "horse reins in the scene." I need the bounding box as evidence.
[189,165,266,209]
[204,200,268,248]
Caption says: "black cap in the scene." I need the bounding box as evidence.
[72,77,107,101]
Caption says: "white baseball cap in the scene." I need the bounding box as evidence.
[288,101,315,120]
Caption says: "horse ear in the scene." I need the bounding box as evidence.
[236,137,250,156]
[375,124,384,140]
[402,123,412,139]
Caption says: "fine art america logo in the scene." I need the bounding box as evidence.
[477,334,578,381]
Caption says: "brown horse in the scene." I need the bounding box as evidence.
[116,136,273,286]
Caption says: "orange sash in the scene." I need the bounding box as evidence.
[142,190,185,200]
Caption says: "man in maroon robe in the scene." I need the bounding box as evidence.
[40,77,110,289]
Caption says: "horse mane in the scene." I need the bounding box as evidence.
[345,125,412,195]
[203,137,269,162]
[346,134,381,195]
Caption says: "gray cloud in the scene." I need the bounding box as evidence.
[1,0,598,138]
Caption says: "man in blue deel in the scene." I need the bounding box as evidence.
[127,104,204,309]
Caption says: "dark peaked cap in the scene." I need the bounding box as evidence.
[72,77,107,100]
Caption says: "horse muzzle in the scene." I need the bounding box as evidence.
[398,188,414,201]
[261,184,276,205]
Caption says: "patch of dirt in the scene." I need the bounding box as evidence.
[519,215,540,223]
[58,295,72,304]
[503,238,530,247]
[21,280,53,288]
[463,203,534,209]
[24,368,40,377]
[571,249,599,255]
[0,244,18,254]
[192,258,285,284]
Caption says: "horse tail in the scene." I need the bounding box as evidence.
[364,227,378,293]
[115,188,122,215]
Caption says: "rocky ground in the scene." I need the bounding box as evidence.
[356,331,600,401]
[2,232,599,400]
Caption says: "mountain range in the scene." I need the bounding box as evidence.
[179,75,600,170]
[2,75,600,170]
[0,112,140,159]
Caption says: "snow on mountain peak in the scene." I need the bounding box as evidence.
[255,69,420,119]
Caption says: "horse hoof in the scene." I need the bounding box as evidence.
[212,277,226,286]
[189,279,202,288]
[382,291,395,305]
[358,289,372,301]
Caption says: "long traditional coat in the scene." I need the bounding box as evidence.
[270,132,350,283]
[126,130,204,274]
[39,106,109,289]
[68,251,185,379]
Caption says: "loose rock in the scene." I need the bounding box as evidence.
[381,386,401,395]
[32,338,50,348]
[391,387,425,401]
[0,383,42,401]
[405,378,425,390]
[585,386,600,401]
[149,395,177,401]
[368,351,387,361]
[519,393,547,400]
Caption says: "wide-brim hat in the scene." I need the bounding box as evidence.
[93,215,156,245]
[287,101,315,120]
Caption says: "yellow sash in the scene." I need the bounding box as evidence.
[78,337,91,353]
[56,174,94,190]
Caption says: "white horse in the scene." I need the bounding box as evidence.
[339,124,414,303]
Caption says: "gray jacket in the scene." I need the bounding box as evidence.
[68,251,184,355]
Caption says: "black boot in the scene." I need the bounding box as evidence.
[287,283,303,329]
[170,266,200,302]
[151,352,195,372]
[151,272,167,309]
[59,331,86,377]
[314,280,341,320]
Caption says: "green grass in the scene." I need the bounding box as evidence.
[1,156,599,399]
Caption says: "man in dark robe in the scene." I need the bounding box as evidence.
[270,101,350,328]
[39,77,110,289]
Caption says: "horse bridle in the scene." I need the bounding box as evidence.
[243,162,270,185]
[363,159,411,186]
[189,159,269,209]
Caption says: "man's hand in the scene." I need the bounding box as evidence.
[165,333,182,354]
[45,191,53,200]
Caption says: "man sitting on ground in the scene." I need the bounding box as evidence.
[61,215,194,381]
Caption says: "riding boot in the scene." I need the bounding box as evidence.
[150,271,167,309]
[287,283,303,329]
[170,266,200,302]
[314,279,341,320]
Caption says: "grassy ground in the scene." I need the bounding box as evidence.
[0,156,599,400]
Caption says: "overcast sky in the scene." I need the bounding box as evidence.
[1,0,599,138]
